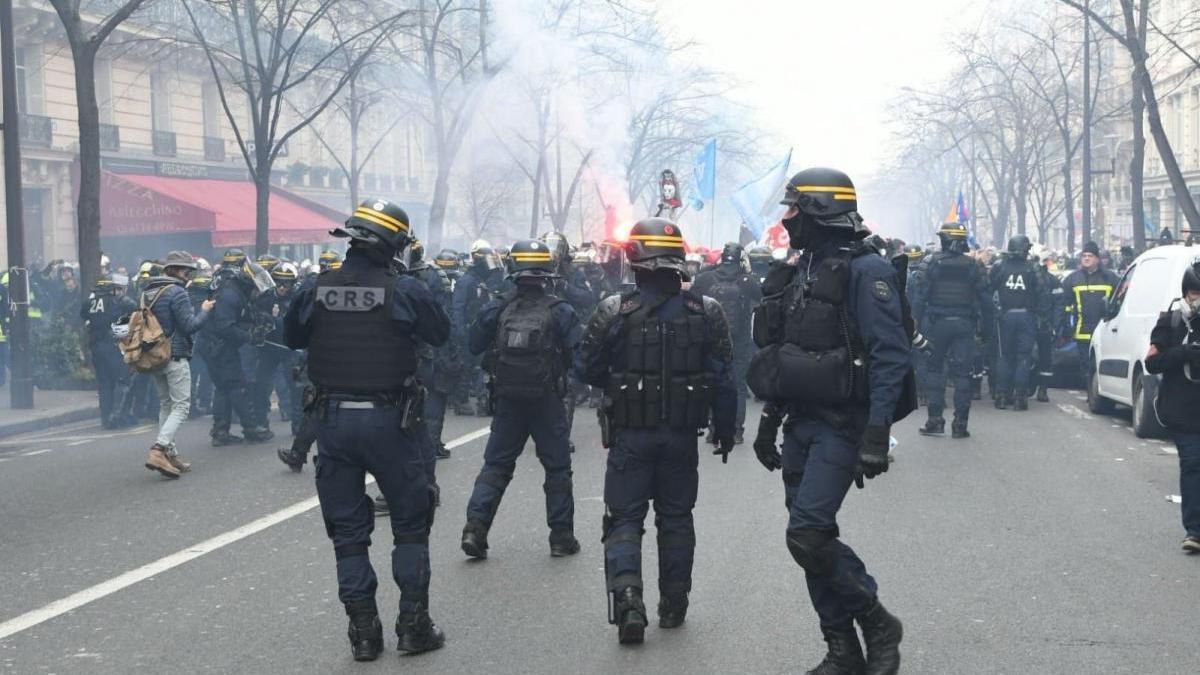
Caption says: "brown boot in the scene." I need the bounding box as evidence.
[166,450,191,473]
[145,445,181,479]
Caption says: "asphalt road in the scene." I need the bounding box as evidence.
[0,389,1195,674]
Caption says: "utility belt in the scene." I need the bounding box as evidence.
[312,380,425,431]
[603,372,713,432]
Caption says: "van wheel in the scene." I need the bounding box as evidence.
[1087,364,1115,415]
[1132,372,1165,439]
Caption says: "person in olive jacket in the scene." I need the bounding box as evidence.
[1145,260,1200,554]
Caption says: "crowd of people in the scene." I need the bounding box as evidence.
[8,166,1200,674]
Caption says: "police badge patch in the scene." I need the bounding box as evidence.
[872,280,892,302]
[317,286,386,311]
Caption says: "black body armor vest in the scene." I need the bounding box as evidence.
[994,258,1038,310]
[307,264,416,394]
[607,290,714,431]
[926,253,978,309]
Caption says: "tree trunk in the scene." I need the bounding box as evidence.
[72,43,102,296]
[529,152,544,237]
[1140,75,1200,234]
[1015,166,1029,237]
[254,166,271,255]
[428,162,451,248]
[1130,68,1147,251]
[349,106,360,209]
[1061,158,1076,253]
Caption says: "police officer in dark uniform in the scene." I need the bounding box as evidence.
[451,241,502,416]
[1031,253,1062,402]
[988,235,1043,410]
[283,199,450,661]
[187,273,215,417]
[205,250,275,446]
[575,218,737,644]
[459,239,582,559]
[748,168,909,675]
[82,276,136,428]
[691,242,762,444]
[250,261,298,431]
[911,222,993,438]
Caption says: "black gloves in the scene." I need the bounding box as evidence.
[713,436,734,464]
[249,322,271,346]
[752,410,783,471]
[854,425,891,489]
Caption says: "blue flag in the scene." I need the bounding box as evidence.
[691,139,717,209]
[730,149,792,239]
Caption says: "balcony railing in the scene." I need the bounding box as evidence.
[19,114,52,148]
[99,123,120,152]
[204,136,225,162]
[152,130,177,157]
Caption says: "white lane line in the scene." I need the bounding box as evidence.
[20,449,52,457]
[67,440,90,447]
[0,425,491,642]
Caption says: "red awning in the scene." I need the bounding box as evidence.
[100,171,343,246]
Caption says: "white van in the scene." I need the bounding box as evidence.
[1088,243,1200,437]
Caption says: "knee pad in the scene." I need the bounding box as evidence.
[543,477,573,495]
[475,470,511,492]
[785,528,839,577]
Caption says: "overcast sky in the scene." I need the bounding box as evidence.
[659,0,994,182]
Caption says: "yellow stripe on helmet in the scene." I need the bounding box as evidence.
[511,253,554,261]
[832,194,858,201]
[793,185,857,196]
[629,235,685,243]
[353,207,409,233]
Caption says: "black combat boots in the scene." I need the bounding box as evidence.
[918,417,944,436]
[461,520,489,559]
[276,446,306,472]
[856,601,902,675]
[612,587,647,644]
[657,593,689,629]
[951,416,970,439]
[549,529,581,557]
[396,603,445,654]
[805,624,866,675]
[1013,395,1029,411]
[344,600,383,662]
[994,395,1010,410]
[1036,384,1050,402]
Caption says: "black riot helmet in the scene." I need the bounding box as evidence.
[624,217,690,279]
[937,222,970,254]
[1007,234,1032,258]
[333,198,412,257]
[1182,260,1200,296]
[408,238,426,269]
[904,244,924,261]
[434,248,460,272]
[221,248,247,267]
[780,167,858,217]
[506,239,557,280]
[720,242,744,266]
[317,250,342,272]
[540,231,571,273]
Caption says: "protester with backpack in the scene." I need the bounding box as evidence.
[135,251,214,478]
[460,238,583,560]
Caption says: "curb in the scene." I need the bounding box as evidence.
[0,406,100,440]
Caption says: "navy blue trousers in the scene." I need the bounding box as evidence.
[925,316,977,419]
[315,404,434,611]
[603,427,699,598]
[782,417,878,627]
[996,310,1036,398]
[465,392,574,531]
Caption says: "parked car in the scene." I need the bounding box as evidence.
[1088,244,1200,438]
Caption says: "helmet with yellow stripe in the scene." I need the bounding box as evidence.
[506,239,557,279]
[625,217,690,279]
[938,222,970,254]
[334,198,412,254]
[780,167,858,218]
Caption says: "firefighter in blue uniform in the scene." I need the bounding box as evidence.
[988,235,1043,410]
[82,276,136,428]
[284,199,450,662]
[911,222,993,438]
[575,218,737,645]
[460,239,583,559]
[691,242,762,444]
[749,168,910,675]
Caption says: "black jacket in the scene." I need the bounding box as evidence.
[1146,305,1200,433]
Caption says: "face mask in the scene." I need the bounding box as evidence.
[783,212,815,250]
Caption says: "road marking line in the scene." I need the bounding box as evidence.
[67,440,90,447]
[20,449,52,457]
[0,425,491,642]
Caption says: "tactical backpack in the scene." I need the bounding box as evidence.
[492,294,564,400]
[119,286,172,373]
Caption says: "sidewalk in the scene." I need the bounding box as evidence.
[0,385,100,439]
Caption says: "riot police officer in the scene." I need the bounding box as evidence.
[406,241,456,461]
[248,261,298,431]
[81,276,136,428]
[988,235,1043,410]
[187,273,215,417]
[691,242,762,444]
[575,218,736,645]
[911,222,993,438]
[1031,253,1063,402]
[205,252,275,445]
[747,168,909,675]
[283,198,450,661]
[451,241,502,416]
[460,239,583,559]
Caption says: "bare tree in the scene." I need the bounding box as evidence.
[47,0,152,294]
[182,0,406,253]
[1059,0,1200,236]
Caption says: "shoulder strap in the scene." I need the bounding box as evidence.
[142,286,170,310]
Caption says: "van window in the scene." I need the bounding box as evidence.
[1124,257,1169,317]
[1107,263,1136,318]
